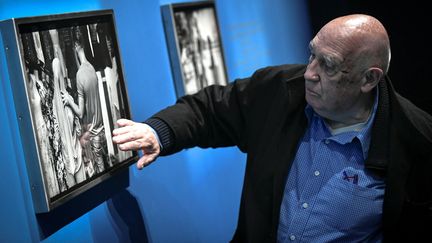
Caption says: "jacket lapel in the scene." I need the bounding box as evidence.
[269,78,308,235]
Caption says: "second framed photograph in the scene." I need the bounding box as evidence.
[161,0,228,97]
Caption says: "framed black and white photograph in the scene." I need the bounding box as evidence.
[0,9,137,213]
[162,0,228,97]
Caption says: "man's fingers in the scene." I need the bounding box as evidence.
[136,153,157,169]
[116,118,135,127]
[112,120,160,168]
[112,131,131,144]
[136,156,147,169]
[112,125,133,137]
[116,139,141,151]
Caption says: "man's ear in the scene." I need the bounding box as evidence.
[361,67,383,93]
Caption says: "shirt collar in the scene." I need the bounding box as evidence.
[304,88,379,160]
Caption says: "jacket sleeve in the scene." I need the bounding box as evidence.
[147,64,306,156]
[149,76,252,155]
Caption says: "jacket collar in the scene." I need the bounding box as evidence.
[365,77,391,173]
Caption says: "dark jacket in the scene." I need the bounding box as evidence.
[148,64,432,242]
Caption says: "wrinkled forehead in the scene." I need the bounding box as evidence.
[309,32,349,61]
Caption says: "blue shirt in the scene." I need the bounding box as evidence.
[277,96,385,242]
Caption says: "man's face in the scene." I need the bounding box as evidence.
[303,32,364,120]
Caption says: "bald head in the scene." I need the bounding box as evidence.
[317,14,391,74]
[305,14,392,126]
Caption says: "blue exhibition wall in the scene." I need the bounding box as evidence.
[0,0,311,242]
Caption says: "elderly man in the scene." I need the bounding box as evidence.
[113,14,432,242]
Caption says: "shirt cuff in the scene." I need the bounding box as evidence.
[144,118,174,154]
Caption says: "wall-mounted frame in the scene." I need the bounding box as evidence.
[0,9,138,213]
[161,0,228,97]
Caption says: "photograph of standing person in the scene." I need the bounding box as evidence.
[18,15,133,205]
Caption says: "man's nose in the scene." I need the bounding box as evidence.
[304,63,320,82]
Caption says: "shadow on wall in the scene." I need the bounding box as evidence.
[35,169,149,241]
[107,189,149,243]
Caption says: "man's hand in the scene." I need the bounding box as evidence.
[112,119,161,169]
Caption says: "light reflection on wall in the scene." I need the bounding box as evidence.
[0,0,101,20]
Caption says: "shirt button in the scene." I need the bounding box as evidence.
[325,139,330,144]
[314,170,320,176]
[289,234,296,241]
[302,202,309,209]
